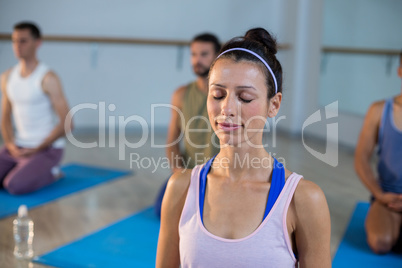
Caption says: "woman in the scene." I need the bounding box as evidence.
[156,28,331,267]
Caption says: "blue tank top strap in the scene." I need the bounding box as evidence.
[199,156,286,224]
[199,155,216,224]
[264,158,286,219]
[378,98,392,153]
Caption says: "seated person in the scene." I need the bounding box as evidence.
[156,28,331,267]
[354,50,402,254]
[0,22,73,194]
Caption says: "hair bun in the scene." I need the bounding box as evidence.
[245,28,277,55]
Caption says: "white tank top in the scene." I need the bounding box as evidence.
[6,62,65,148]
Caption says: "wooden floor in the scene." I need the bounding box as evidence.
[0,132,369,268]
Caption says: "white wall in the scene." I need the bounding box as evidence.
[273,0,402,148]
[1,0,400,150]
[0,0,282,130]
[318,0,402,147]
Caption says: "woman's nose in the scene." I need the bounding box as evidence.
[221,96,236,117]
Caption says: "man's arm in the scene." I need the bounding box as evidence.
[166,86,186,172]
[354,101,402,208]
[0,70,21,157]
[21,71,73,156]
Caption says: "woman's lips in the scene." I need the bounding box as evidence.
[218,122,241,131]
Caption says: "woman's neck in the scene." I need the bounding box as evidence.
[212,145,274,181]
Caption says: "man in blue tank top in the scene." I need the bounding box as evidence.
[0,22,73,194]
[355,50,402,254]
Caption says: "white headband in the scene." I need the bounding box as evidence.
[216,48,278,94]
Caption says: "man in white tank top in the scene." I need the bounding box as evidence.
[0,22,73,195]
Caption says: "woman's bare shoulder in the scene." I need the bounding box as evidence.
[168,169,193,192]
[284,168,325,202]
[291,178,329,216]
[163,169,194,211]
[284,167,328,209]
[294,179,326,202]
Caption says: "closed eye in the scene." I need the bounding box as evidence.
[240,98,252,103]
[213,96,252,103]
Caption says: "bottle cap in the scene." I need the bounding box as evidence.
[18,204,28,218]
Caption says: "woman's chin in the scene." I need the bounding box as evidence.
[219,139,242,148]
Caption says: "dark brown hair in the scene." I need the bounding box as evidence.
[192,33,221,54]
[211,28,282,99]
[14,22,41,39]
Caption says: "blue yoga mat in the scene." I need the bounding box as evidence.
[333,202,402,267]
[34,206,159,268]
[0,163,130,219]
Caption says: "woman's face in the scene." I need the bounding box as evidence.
[207,58,280,148]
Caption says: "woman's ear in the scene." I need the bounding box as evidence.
[267,92,282,118]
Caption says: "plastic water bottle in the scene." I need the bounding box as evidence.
[13,205,34,259]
